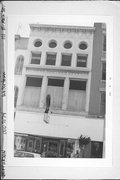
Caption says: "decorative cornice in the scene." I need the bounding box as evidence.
[25,65,89,80]
[26,65,90,74]
[30,24,95,34]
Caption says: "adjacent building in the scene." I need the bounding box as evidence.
[14,23,106,158]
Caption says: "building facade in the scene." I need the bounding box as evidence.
[14,23,106,158]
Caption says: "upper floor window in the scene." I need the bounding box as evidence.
[34,39,42,47]
[15,55,24,75]
[63,41,72,49]
[77,54,88,67]
[48,40,57,48]
[100,91,106,116]
[103,34,106,52]
[79,41,88,50]
[14,86,19,108]
[102,62,106,80]
[31,52,41,64]
[61,54,72,66]
[46,53,56,65]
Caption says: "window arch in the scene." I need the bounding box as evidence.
[14,86,19,107]
[15,55,24,75]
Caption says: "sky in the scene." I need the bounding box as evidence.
[14,15,94,37]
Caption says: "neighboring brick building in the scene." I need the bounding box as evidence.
[14,23,106,158]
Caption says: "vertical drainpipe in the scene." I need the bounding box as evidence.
[88,23,103,116]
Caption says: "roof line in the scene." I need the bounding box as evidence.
[29,23,95,31]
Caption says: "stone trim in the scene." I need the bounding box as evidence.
[30,24,95,34]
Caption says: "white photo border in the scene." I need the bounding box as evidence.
[6,14,113,168]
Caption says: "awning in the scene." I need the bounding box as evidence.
[15,110,104,141]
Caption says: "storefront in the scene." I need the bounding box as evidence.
[14,110,104,158]
[14,133,103,158]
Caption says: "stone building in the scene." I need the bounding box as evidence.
[14,23,106,158]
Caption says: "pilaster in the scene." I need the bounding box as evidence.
[39,75,48,108]
[62,76,69,110]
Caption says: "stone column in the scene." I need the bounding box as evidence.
[39,76,48,108]
[62,76,69,110]
[40,52,46,66]
[56,52,61,66]
[71,53,76,68]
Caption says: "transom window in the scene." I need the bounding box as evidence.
[61,54,72,66]
[64,41,72,49]
[77,54,88,67]
[48,40,57,48]
[48,78,64,87]
[26,77,42,87]
[69,80,86,90]
[31,52,41,64]
[34,39,42,47]
[46,53,56,65]
[79,41,88,50]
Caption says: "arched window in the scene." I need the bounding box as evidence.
[14,86,19,107]
[15,55,24,75]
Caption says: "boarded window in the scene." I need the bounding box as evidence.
[15,55,24,75]
[47,78,64,109]
[77,54,88,67]
[61,54,72,66]
[23,77,42,107]
[68,80,86,112]
[31,52,41,64]
[46,53,56,65]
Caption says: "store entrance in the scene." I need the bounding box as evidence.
[42,140,59,157]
